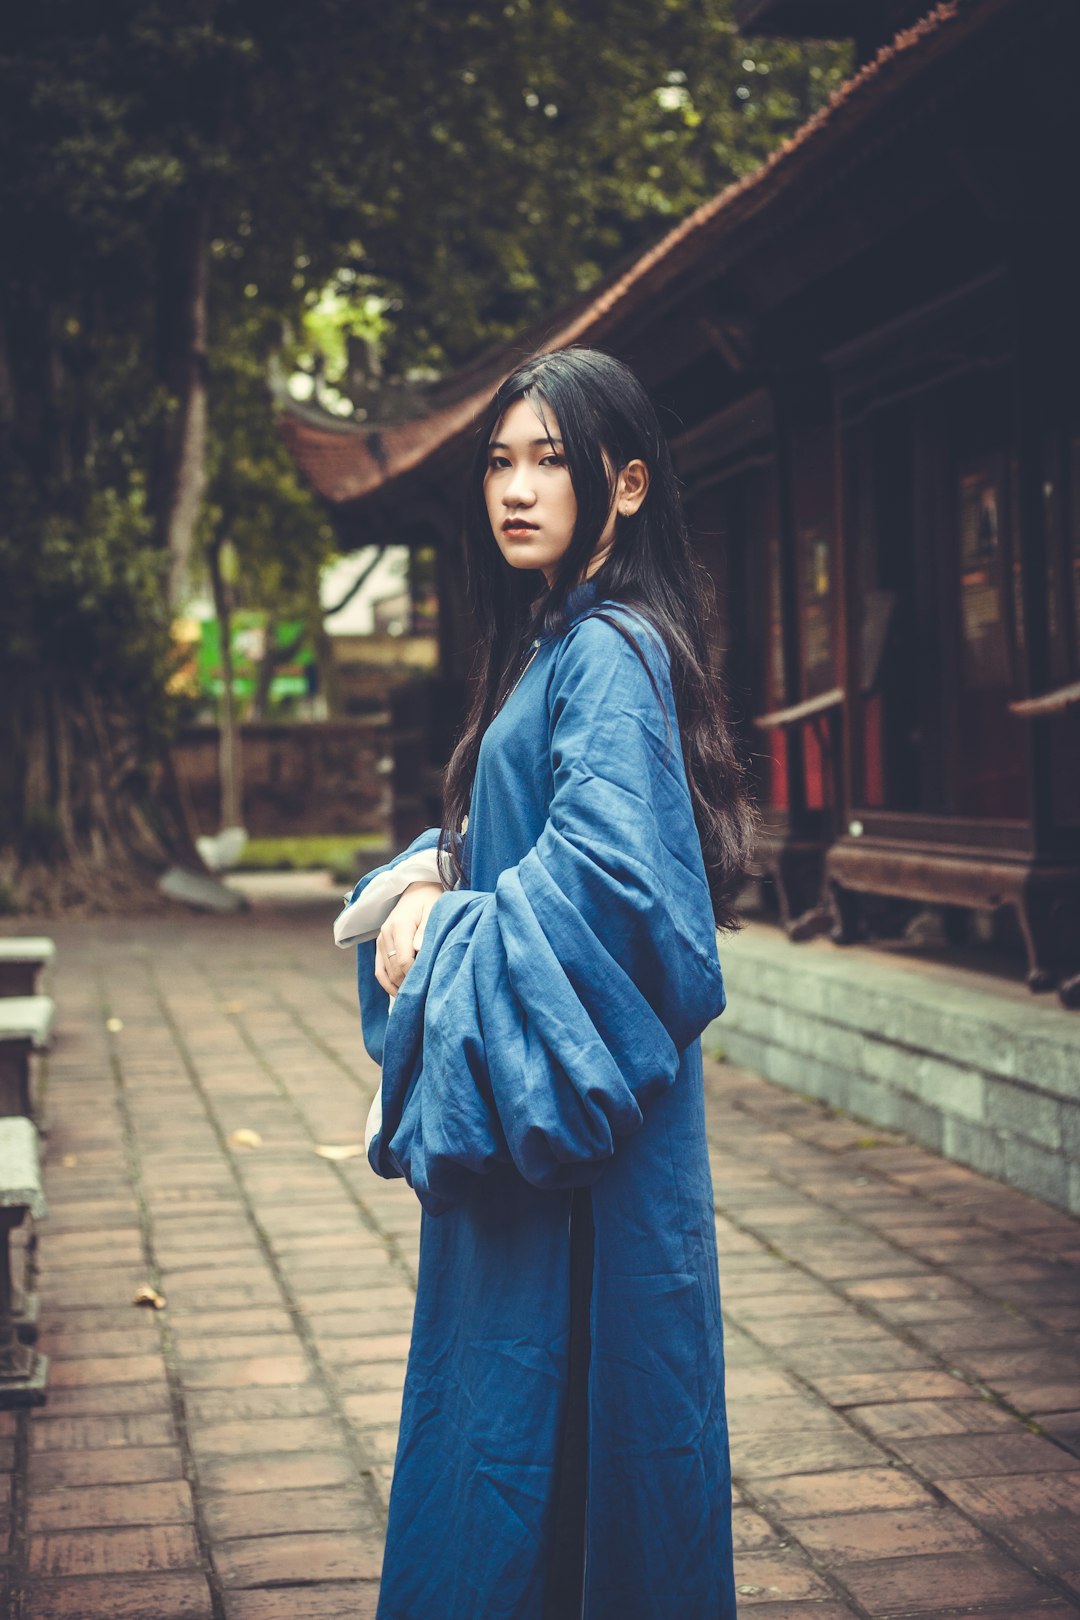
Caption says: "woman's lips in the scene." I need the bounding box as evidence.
[502,521,538,535]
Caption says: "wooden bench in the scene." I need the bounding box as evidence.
[827,834,1080,1008]
[0,997,54,1118]
[0,938,56,998]
[0,1116,48,1406]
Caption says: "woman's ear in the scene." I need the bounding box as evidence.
[617,459,650,516]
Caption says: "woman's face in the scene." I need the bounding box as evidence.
[485,396,618,586]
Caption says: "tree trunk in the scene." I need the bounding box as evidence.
[154,200,211,610]
[251,610,279,722]
[0,227,209,914]
[0,673,199,914]
[207,539,243,830]
[219,660,243,830]
[314,610,340,719]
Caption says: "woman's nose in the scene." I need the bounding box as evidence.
[504,470,535,506]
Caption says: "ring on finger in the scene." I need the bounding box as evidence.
[387,948,398,958]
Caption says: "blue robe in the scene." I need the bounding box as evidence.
[351,584,737,1620]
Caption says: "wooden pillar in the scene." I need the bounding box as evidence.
[770,377,808,826]
[1010,228,1065,856]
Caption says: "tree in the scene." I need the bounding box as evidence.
[199,302,339,827]
[0,2,373,905]
[0,0,849,909]
[320,0,852,375]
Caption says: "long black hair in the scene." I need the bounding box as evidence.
[440,345,757,932]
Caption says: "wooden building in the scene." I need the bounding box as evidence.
[282,0,1080,1008]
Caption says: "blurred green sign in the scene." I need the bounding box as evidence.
[198,614,314,699]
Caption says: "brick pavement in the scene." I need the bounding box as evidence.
[2,879,1079,1618]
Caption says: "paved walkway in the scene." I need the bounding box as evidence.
[2,879,1079,1618]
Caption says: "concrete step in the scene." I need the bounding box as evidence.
[707,924,1080,1215]
[0,938,55,997]
[0,997,54,1049]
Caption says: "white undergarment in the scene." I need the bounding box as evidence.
[332,846,447,1153]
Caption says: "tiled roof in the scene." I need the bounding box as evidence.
[279,0,1003,509]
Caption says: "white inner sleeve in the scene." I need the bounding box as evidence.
[340,843,450,1158]
[364,1086,383,1154]
[333,848,445,948]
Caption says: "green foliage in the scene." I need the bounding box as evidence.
[300,286,394,391]
[0,482,175,738]
[325,1,852,373]
[2,1,849,539]
[236,834,388,873]
[200,303,337,625]
[0,0,850,872]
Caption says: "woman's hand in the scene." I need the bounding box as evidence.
[375,881,444,997]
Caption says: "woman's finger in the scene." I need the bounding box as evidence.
[374,939,395,997]
[389,919,417,976]
[378,921,413,989]
[412,897,436,955]
[375,884,440,999]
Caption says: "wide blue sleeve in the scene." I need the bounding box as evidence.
[363,615,726,1215]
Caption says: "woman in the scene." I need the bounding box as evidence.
[335,346,754,1619]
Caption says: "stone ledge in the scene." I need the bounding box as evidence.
[708,923,1080,1214]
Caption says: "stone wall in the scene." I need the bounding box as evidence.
[706,923,1080,1215]
[172,722,389,838]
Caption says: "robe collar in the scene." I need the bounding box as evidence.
[564,577,602,622]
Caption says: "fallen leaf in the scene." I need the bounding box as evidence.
[132,1284,166,1310]
[313,1142,365,1161]
[105,1017,124,1033]
[61,1154,78,1169]
[228,1128,263,1150]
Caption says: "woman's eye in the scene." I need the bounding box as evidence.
[487,457,509,471]
[541,455,565,468]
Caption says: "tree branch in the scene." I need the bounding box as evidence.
[322,546,385,619]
